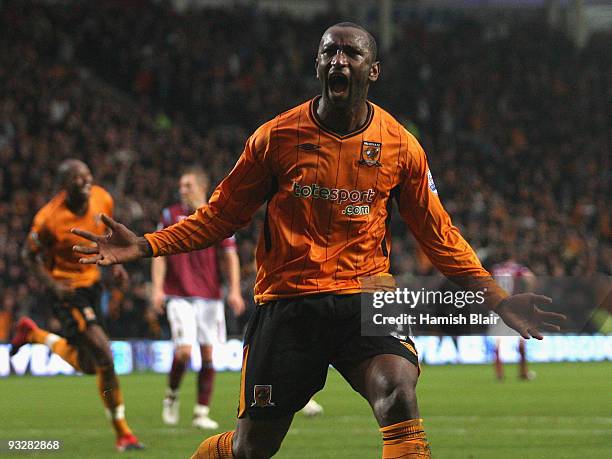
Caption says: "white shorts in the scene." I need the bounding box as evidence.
[166,297,226,347]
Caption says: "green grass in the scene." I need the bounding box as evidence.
[1,362,610,458]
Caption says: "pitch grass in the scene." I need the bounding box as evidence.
[1,362,610,458]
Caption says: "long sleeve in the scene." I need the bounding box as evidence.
[399,134,508,308]
[145,128,273,256]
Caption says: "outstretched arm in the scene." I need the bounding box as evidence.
[22,238,74,299]
[73,127,274,265]
[223,247,245,317]
[398,134,565,339]
[150,256,167,314]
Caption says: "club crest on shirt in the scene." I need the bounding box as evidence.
[251,385,275,408]
[83,307,97,321]
[359,141,382,167]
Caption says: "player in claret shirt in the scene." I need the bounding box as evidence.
[12,159,143,452]
[73,23,565,459]
[151,167,245,429]
[491,256,537,381]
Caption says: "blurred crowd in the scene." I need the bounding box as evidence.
[0,0,609,340]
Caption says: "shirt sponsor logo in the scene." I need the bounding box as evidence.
[292,181,375,216]
[342,204,370,216]
[292,182,375,204]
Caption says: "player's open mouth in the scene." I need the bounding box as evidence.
[328,73,349,96]
[80,183,92,196]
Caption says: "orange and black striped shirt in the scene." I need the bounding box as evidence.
[146,97,507,305]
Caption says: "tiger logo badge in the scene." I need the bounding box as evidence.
[251,385,275,408]
[359,141,382,167]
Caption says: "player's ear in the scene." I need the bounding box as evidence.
[315,58,320,79]
[369,61,380,82]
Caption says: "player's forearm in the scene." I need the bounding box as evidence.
[151,256,166,292]
[146,139,271,257]
[224,250,242,295]
[145,205,242,257]
[450,275,509,310]
[34,265,57,289]
[23,252,59,291]
[412,231,508,309]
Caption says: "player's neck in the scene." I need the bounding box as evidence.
[316,97,370,136]
[65,196,88,215]
[186,198,206,212]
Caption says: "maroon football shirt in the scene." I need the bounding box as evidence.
[159,203,237,299]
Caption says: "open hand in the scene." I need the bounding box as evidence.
[72,214,151,265]
[495,293,566,340]
[151,288,166,315]
[227,290,246,317]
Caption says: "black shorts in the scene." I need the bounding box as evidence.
[53,283,102,341]
[238,293,419,420]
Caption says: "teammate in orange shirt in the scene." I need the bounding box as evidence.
[11,159,143,452]
[73,23,565,459]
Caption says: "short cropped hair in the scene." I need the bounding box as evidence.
[57,159,88,186]
[325,22,378,61]
[181,165,210,190]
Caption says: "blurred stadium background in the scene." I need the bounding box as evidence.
[0,0,610,457]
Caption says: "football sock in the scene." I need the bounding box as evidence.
[198,361,215,406]
[169,355,187,391]
[191,431,234,459]
[494,342,504,380]
[48,336,81,371]
[28,327,49,345]
[518,339,528,378]
[29,330,83,371]
[96,364,132,437]
[380,419,431,458]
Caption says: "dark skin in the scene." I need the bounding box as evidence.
[62,159,93,215]
[73,26,565,458]
[24,160,127,375]
[315,26,380,136]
